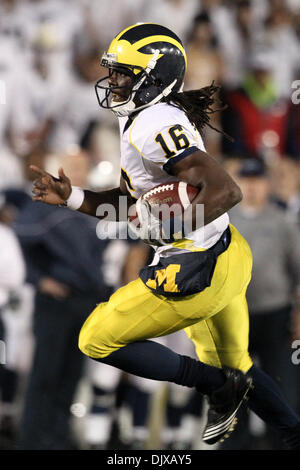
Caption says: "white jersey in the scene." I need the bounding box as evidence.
[119,102,229,258]
[0,224,25,308]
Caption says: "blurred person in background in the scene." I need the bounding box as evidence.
[0,31,31,188]
[20,0,82,71]
[83,361,122,450]
[270,157,300,225]
[1,151,55,451]
[78,0,146,50]
[15,151,113,449]
[0,193,25,449]
[270,156,300,417]
[254,2,300,99]
[201,0,259,88]
[220,157,300,449]
[221,50,290,159]
[185,12,224,157]
[0,0,83,158]
[185,12,223,91]
[142,0,199,44]
[4,150,46,212]
[11,27,69,156]
[0,0,31,50]
[49,35,109,159]
[292,7,300,41]
[221,0,256,87]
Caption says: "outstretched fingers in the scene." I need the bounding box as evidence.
[29,165,48,178]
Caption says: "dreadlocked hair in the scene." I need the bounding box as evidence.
[165,82,233,141]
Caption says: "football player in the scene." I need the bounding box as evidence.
[30,23,300,448]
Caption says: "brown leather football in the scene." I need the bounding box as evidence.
[128,181,199,226]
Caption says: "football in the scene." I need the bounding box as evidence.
[128,181,199,226]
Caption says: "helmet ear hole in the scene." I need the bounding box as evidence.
[141,76,162,90]
[138,83,161,104]
[154,78,163,88]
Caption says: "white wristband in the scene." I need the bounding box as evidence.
[66,186,85,210]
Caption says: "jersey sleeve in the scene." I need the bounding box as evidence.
[129,107,206,175]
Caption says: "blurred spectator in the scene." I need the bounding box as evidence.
[0,0,31,49]
[4,150,46,212]
[84,361,122,450]
[185,12,223,90]
[185,12,224,156]
[0,34,32,177]
[21,0,83,70]
[0,193,25,449]
[77,0,144,50]
[222,157,300,449]
[292,8,300,41]
[142,0,199,43]
[11,30,69,156]
[49,37,108,158]
[270,157,300,224]
[254,3,300,98]
[0,192,25,319]
[204,0,258,87]
[221,51,290,159]
[15,151,114,449]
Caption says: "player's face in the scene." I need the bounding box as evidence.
[108,69,133,102]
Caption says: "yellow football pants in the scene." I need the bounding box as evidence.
[78,224,253,372]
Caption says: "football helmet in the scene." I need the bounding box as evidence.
[95,23,187,117]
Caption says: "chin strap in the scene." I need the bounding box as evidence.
[113,78,177,117]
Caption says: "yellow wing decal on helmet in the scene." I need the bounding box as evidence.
[134,36,187,66]
[108,39,163,74]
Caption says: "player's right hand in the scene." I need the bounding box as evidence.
[30,165,72,206]
[128,198,169,247]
